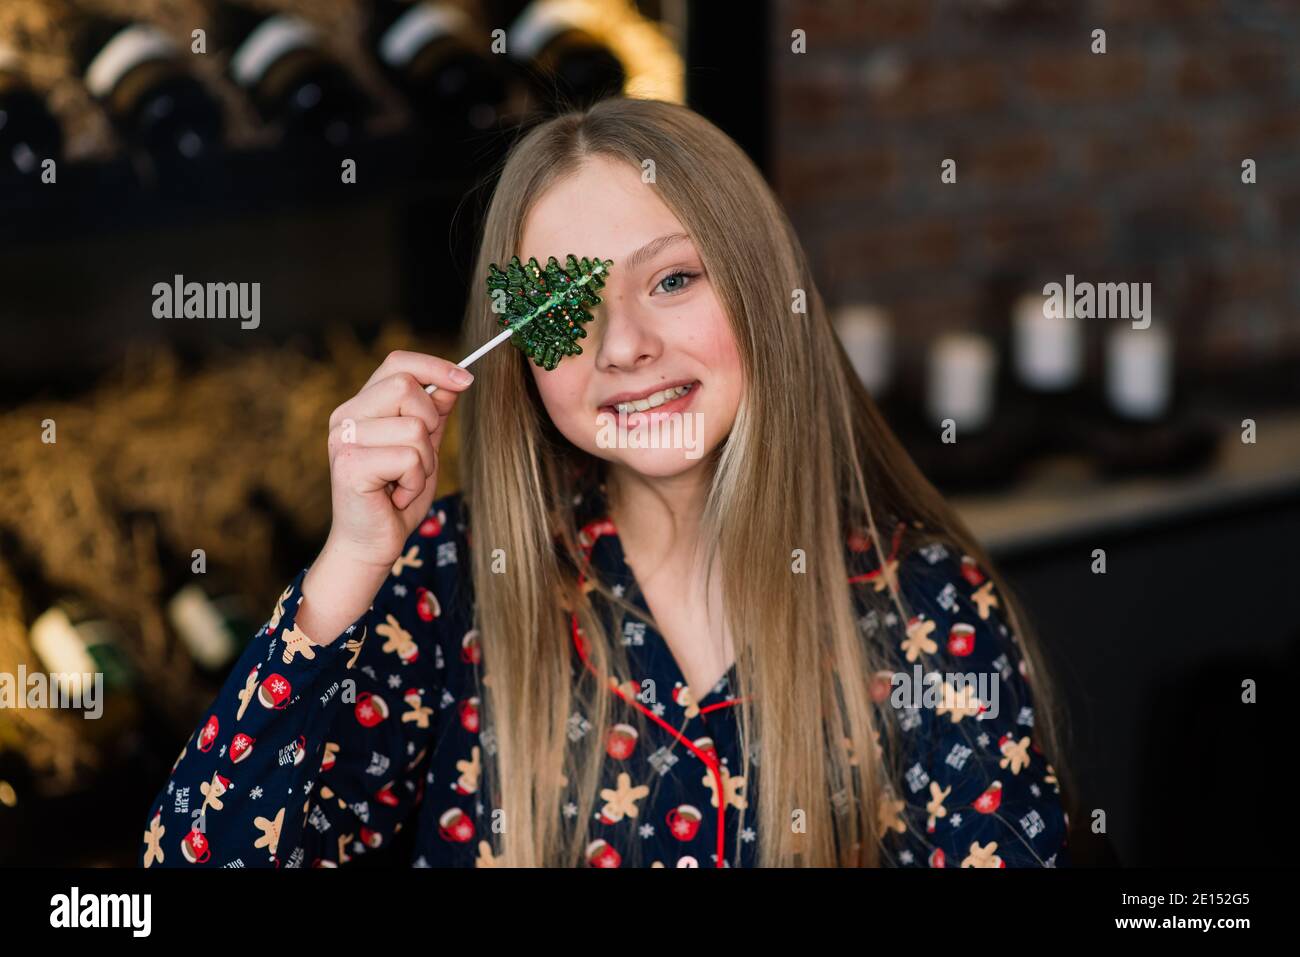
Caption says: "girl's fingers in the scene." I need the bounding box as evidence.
[361,350,473,404]
[330,372,441,434]
[333,444,427,500]
[391,471,437,512]
[328,417,437,475]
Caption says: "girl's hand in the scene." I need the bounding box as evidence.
[322,350,474,573]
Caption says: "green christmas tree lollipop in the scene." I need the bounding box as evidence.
[488,254,613,370]
[424,253,613,393]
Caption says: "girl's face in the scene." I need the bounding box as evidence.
[520,154,743,479]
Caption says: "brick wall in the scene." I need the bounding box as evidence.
[770,0,1300,376]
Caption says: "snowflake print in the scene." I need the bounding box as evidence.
[567,711,592,742]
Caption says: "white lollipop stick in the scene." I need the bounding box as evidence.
[426,260,607,394]
[425,327,513,394]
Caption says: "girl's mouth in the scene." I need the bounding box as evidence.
[599,381,699,417]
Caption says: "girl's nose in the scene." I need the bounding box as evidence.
[594,295,660,372]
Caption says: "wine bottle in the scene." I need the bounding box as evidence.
[0,44,62,184]
[1008,289,1089,455]
[70,14,225,175]
[507,0,625,108]
[834,302,903,422]
[24,581,141,751]
[127,510,254,676]
[1077,321,1219,476]
[901,331,1031,491]
[926,331,999,439]
[214,2,370,148]
[368,0,512,136]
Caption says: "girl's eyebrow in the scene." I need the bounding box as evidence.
[623,232,692,272]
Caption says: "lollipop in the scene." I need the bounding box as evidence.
[426,254,612,393]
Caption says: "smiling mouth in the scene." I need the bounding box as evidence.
[599,381,699,415]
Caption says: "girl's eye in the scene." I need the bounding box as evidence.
[654,270,699,296]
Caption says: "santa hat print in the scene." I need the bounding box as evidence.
[418,509,446,537]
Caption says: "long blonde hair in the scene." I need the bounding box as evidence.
[458,96,1074,867]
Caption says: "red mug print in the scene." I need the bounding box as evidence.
[229,732,255,764]
[419,511,444,537]
[666,805,702,841]
[947,623,976,657]
[182,828,210,864]
[460,629,481,665]
[960,555,986,587]
[258,673,291,710]
[606,724,638,760]
[354,692,388,727]
[197,714,220,752]
[458,697,480,734]
[691,736,718,766]
[585,838,621,868]
[415,587,440,622]
[438,808,475,843]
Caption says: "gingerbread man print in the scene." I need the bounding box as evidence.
[253,807,285,860]
[599,773,650,823]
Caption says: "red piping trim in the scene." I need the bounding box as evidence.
[570,514,907,867]
[571,606,734,867]
[846,520,907,586]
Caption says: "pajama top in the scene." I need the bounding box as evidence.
[138,482,1071,869]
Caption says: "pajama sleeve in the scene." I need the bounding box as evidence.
[139,496,469,868]
[877,545,1072,868]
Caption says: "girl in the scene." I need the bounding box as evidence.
[139,97,1074,869]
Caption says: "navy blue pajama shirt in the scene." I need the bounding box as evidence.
[139,482,1071,869]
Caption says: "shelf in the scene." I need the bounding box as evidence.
[950,407,1300,555]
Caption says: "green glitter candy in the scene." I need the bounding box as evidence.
[486,254,613,371]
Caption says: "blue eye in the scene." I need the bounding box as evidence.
[655,270,699,295]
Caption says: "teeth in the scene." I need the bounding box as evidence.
[613,383,693,413]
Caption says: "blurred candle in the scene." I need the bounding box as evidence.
[1105,323,1171,421]
[834,303,893,396]
[927,332,997,432]
[1013,291,1083,391]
